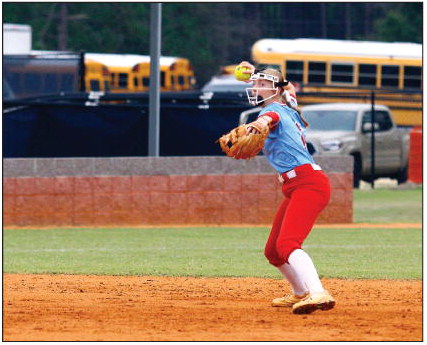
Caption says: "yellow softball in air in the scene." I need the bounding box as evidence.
[234,65,251,81]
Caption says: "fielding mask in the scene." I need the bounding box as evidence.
[246,71,280,106]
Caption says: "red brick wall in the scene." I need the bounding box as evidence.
[3,172,352,227]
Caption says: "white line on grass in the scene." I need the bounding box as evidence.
[4,243,422,254]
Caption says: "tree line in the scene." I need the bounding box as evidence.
[4,2,422,85]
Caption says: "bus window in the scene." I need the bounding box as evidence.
[404,66,422,89]
[45,73,58,93]
[143,77,149,87]
[24,73,41,92]
[90,80,100,91]
[61,74,75,92]
[9,72,21,91]
[308,62,326,84]
[118,73,128,88]
[285,61,303,83]
[331,63,354,84]
[104,81,110,91]
[160,71,165,87]
[133,77,139,87]
[358,64,377,87]
[178,75,185,86]
[381,65,399,88]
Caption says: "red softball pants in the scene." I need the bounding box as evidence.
[264,164,331,267]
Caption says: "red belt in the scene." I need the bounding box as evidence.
[279,163,322,183]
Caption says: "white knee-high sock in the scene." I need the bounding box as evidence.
[288,249,324,294]
[277,263,308,296]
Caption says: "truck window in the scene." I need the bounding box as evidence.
[362,111,393,131]
[303,110,357,131]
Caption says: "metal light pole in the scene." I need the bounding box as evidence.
[370,91,376,189]
[148,3,162,156]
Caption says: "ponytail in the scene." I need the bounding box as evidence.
[281,89,309,127]
[296,108,310,128]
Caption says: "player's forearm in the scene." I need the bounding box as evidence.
[259,112,280,128]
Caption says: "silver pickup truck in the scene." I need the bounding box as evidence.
[239,103,410,188]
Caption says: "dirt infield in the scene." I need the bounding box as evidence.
[3,274,422,341]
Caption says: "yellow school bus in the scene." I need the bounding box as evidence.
[219,64,238,75]
[84,59,111,91]
[85,53,146,93]
[251,38,422,126]
[86,53,195,93]
[132,56,196,91]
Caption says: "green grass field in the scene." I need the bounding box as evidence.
[4,187,422,280]
[353,187,422,223]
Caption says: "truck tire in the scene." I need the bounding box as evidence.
[352,154,362,188]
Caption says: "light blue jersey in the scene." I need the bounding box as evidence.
[259,102,314,174]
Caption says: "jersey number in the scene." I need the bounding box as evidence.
[295,122,308,150]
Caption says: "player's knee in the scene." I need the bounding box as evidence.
[276,240,301,264]
[264,244,284,267]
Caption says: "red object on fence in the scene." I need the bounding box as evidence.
[408,126,423,183]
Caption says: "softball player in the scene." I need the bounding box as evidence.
[241,65,335,314]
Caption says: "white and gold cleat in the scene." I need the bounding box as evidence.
[292,291,335,314]
[272,292,309,307]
